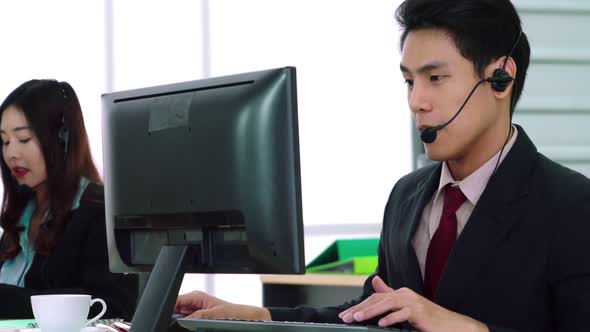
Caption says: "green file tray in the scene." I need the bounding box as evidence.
[306,238,379,275]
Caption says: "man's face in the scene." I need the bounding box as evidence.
[401,29,502,162]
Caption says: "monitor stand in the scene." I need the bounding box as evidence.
[130,245,191,332]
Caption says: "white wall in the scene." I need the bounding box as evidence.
[0,1,105,171]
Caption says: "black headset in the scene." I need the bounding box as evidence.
[58,83,70,156]
[488,30,523,93]
[488,68,514,92]
[57,115,69,153]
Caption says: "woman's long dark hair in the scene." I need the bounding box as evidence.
[0,79,101,259]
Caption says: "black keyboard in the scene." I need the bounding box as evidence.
[177,318,416,332]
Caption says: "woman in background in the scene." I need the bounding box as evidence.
[0,80,137,319]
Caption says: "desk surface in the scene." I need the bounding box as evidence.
[260,274,368,287]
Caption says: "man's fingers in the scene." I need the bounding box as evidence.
[339,294,384,322]
[339,276,394,320]
[338,299,371,320]
[351,296,404,322]
[372,276,394,293]
[176,291,204,307]
[186,306,226,320]
[176,306,198,315]
[378,307,411,327]
[177,308,192,315]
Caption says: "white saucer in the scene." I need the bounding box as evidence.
[82,327,110,332]
[24,327,109,332]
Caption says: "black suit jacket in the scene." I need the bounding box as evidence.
[0,183,138,320]
[270,126,590,331]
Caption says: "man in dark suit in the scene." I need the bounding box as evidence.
[175,0,590,331]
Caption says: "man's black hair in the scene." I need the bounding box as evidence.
[396,0,531,115]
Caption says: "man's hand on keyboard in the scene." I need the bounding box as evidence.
[175,290,272,321]
[338,276,489,332]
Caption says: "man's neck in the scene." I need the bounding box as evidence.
[447,123,513,181]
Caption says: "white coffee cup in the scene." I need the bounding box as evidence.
[31,294,107,332]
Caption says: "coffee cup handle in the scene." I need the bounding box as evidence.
[86,298,107,326]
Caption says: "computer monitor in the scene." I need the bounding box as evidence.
[101,67,304,332]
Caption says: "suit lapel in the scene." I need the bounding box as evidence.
[436,125,538,309]
[395,163,441,294]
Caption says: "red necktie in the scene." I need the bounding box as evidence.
[424,185,466,301]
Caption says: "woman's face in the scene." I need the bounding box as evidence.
[1,105,48,189]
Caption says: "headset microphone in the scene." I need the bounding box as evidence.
[420,124,444,144]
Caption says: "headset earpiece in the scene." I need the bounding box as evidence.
[59,82,70,157]
[57,115,69,156]
[488,68,513,92]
